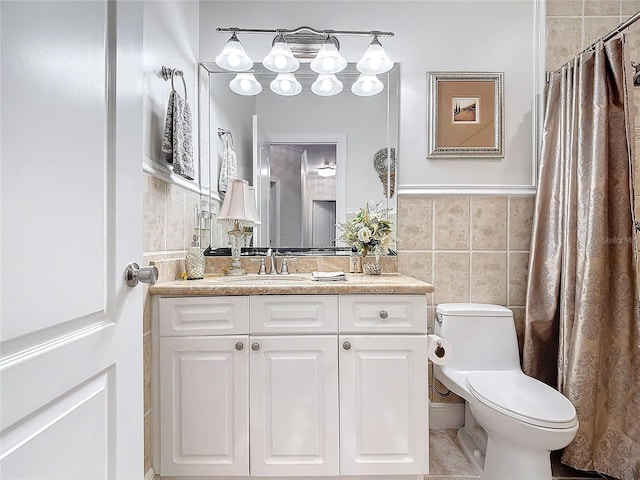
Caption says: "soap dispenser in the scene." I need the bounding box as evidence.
[185,234,205,280]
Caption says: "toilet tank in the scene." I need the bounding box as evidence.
[435,303,521,371]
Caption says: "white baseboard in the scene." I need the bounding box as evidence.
[429,401,465,429]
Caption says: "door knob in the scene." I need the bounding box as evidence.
[379,310,389,319]
[343,341,351,350]
[235,342,244,351]
[251,342,260,351]
[125,263,158,287]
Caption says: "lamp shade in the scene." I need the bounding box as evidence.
[215,33,253,72]
[218,178,258,226]
[270,73,302,96]
[356,36,393,74]
[310,37,347,74]
[311,74,343,96]
[229,73,262,95]
[263,34,299,73]
[351,74,384,96]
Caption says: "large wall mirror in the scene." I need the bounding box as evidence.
[200,62,399,252]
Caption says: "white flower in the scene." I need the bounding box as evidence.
[357,226,372,243]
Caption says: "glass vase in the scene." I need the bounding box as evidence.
[362,255,382,275]
[185,246,205,280]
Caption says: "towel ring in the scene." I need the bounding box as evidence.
[161,65,187,102]
[217,127,234,148]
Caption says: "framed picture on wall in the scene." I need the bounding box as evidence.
[427,72,504,158]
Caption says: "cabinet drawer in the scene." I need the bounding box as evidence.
[339,295,427,333]
[159,296,249,336]
[250,295,338,334]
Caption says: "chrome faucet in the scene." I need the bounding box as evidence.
[265,248,278,274]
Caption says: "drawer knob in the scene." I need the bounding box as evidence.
[251,342,260,351]
[235,342,244,351]
[379,310,389,319]
[343,341,351,351]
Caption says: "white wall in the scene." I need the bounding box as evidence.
[208,72,255,189]
[199,0,537,192]
[143,1,200,189]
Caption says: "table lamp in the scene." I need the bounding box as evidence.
[217,178,261,275]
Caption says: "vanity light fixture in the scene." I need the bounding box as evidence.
[351,74,384,97]
[215,27,394,96]
[270,73,302,96]
[215,32,253,72]
[229,73,262,95]
[310,36,347,74]
[356,36,393,74]
[262,33,300,73]
[317,160,337,177]
[311,74,343,96]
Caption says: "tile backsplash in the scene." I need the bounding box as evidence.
[396,194,535,403]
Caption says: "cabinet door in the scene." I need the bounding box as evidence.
[160,336,249,476]
[250,335,339,476]
[339,335,429,475]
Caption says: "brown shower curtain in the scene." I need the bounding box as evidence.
[523,35,640,480]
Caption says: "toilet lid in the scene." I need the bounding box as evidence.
[467,371,578,429]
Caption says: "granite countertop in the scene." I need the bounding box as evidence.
[149,272,434,296]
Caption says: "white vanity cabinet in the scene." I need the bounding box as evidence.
[159,335,249,476]
[249,335,340,476]
[155,293,428,479]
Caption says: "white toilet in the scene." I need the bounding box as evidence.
[433,303,578,480]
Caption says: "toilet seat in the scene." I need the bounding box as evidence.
[467,371,578,429]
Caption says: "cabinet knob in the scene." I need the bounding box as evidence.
[343,341,351,351]
[235,342,244,351]
[379,310,389,319]
[251,342,260,351]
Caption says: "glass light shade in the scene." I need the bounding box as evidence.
[262,34,299,73]
[311,74,343,96]
[215,33,253,72]
[351,74,384,96]
[229,73,262,96]
[356,36,393,74]
[317,162,336,177]
[310,37,347,74]
[270,73,302,96]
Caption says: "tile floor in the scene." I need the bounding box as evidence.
[427,429,607,479]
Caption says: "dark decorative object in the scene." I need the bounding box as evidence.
[373,147,396,197]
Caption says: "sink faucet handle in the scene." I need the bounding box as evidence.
[250,258,267,274]
[279,257,298,275]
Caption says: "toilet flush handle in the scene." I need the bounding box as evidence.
[435,312,443,324]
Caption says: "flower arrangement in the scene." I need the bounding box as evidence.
[338,201,394,260]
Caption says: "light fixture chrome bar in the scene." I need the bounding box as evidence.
[216,26,394,37]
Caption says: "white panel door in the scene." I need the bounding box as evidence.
[0,2,143,479]
[160,336,249,476]
[339,335,429,475]
[250,335,339,476]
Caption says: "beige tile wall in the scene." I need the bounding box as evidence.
[397,195,535,403]
[142,172,201,473]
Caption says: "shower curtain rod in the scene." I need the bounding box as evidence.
[596,10,640,47]
[547,10,640,79]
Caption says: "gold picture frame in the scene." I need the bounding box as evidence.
[427,72,504,158]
